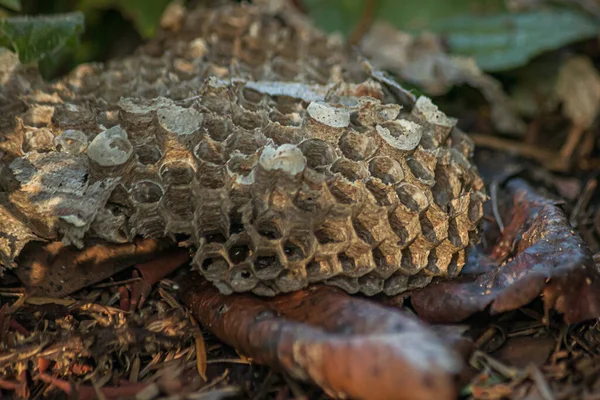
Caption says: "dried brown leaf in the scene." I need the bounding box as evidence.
[180,275,468,400]
[14,238,169,297]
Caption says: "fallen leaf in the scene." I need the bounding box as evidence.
[180,275,468,400]
[492,336,555,369]
[13,238,168,297]
[403,178,600,324]
[556,55,600,129]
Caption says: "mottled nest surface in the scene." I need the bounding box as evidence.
[0,1,484,298]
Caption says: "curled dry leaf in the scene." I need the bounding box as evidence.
[360,23,526,135]
[179,274,468,400]
[13,238,169,297]
[403,178,600,324]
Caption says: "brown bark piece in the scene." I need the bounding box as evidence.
[180,274,466,400]
[406,178,600,324]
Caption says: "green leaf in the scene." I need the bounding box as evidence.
[431,8,599,71]
[304,0,506,35]
[0,0,21,12]
[303,0,366,36]
[303,1,599,72]
[0,12,85,64]
[117,0,171,38]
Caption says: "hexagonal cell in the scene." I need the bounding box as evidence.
[368,156,404,185]
[159,159,197,186]
[254,218,284,241]
[337,249,374,278]
[161,185,196,220]
[424,240,454,276]
[327,178,362,204]
[202,113,233,142]
[382,272,409,296]
[314,220,348,247]
[193,138,226,165]
[130,180,164,204]
[326,275,360,294]
[448,194,469,218]
[355,98,400,126]
[406,157,434,185]
[239,87,265,110]
[228,264,258,292]
[358,272,384,296]
[399,246,429,275]
[353,204,393,245]
[396,183,429,213]
[129,212,165,238]
[448,216,469,249]
[366,178,398,207]
[298,138,337,169]
[283,229,316,262]
[156,104,203,140]
[407,271,433,290]
[135,144,162,165]
[293,187,328,213]
[448,248,467,278]
[226,152,257,183]
[419,207,449,246]
[197,162,226,189]
[388,204,420,248]
[197,253,230,281]
[202,230,227,244]
[197,80,234,115]
[252,252,285,280]
[275,268,308,292]
[306,257,340,282]
[225,127,267,155]
[263,122,304,144]
[268,110,302,128]
[468,192,484,225]
[227,241,252,265]
[330,158,369,182]
[431,167,461,210]
[338,130,376,161]
[106,184,133,216]
[272,93,302,115]
[232,105,267,130]
[54,129,88,155]
[194,190,230,238]
[371,241,402,279]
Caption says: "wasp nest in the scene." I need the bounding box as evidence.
[0,1,485,296]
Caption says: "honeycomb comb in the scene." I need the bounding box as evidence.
[0,1,485,296]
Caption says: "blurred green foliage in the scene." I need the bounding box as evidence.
[0,0,599,79]
[305,0,599,72]
[0,0,173,78]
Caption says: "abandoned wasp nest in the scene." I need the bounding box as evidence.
[0,1,485,296]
